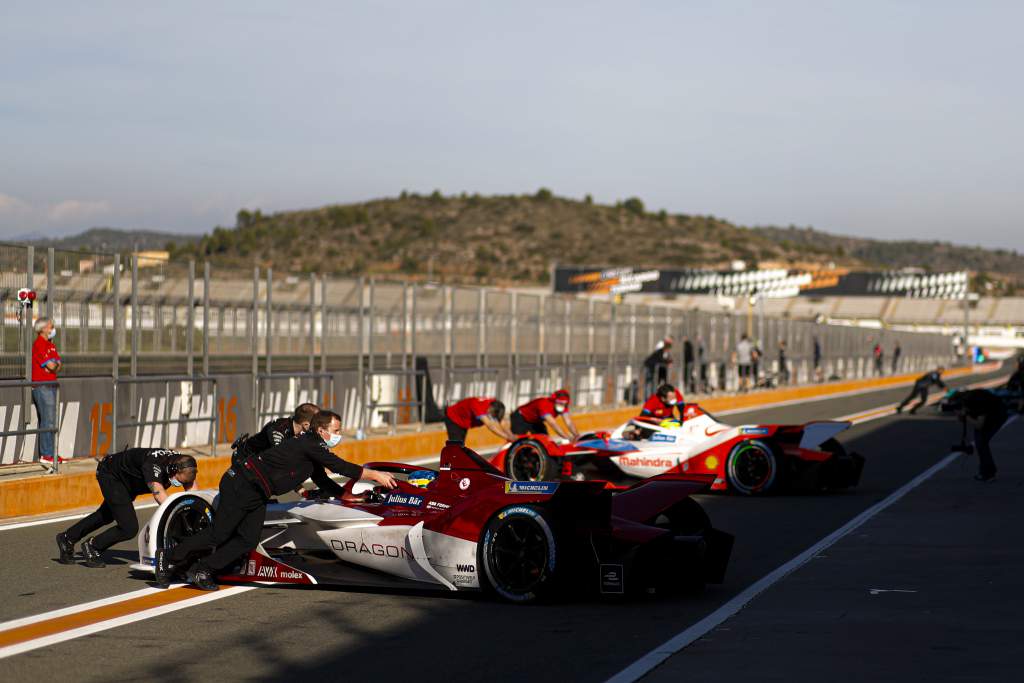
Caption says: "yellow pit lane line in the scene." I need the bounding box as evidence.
[0,585,254,659]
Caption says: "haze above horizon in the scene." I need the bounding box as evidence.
[1,1,1021,250]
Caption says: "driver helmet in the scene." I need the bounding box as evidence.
[552,388,571,414]
[659,419,682,429]
[407,470,437,488]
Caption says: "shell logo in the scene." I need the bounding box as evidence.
[705,455,719,470]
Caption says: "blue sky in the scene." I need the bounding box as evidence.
[1,1,1021,250]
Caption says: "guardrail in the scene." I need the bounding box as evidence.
[113,374,219,457]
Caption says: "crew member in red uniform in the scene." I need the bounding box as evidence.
[444,397,514,442]
[31,317,62,467]
[640,383,684,420]
[511,389,579,441]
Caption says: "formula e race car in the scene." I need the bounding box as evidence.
[489,403,864,496]
[131,442,733,603]
[937,387,1024,416]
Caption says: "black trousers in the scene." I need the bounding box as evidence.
[898,386,929,413]
[65,472,139,551]
[510,411,547,436]
[974,413,1007,478]
[444,416,468,442]
[167,468,267,572]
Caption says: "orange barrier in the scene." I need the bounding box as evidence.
[0,364,986,520]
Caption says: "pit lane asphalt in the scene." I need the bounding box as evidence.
[1,368,1007,682]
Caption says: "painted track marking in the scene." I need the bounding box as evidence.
[0,586,253,659]
[605,449,962,683]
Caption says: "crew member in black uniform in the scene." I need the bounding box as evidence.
[236,402,319,461]
[56,448,198,567]
[157,410,396,590]
[957,389,1008,482]
[1005,356,1024,393]
[896,367,946,414]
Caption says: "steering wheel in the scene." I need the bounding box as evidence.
[341,484,388,505]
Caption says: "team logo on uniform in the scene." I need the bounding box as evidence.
[459,477,471,490]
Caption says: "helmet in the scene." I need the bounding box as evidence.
[659,419,682,429]
[552,389,571,413]
[407,470,437,489]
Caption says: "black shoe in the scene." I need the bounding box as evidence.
[974,473,997,482]
[896,405,903,414]
[56,532,75,565]
[185,563,219,591]
[80,537,106,568]
[154,548,175,588]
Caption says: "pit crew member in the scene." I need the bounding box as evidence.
[957,389,1008,482]
[444,397,514,442]
[640,383,684,421]
[235,402,320,462]
[57,449,198,568]
[157,411,396,591]
[897,367,946,414]
[511,389,579,440]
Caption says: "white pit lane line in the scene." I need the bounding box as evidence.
[605,376,1012,683]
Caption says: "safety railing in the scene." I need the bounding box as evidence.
[255,371,337,432]
[112,375,219,457]
[0,379,62,473]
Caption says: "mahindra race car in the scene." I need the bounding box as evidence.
[131,442,733,603]
[490,403,864,496]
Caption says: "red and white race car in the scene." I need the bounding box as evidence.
[133,441,733,603]
[490,403,864,495]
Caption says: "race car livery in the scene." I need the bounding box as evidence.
[133,441,733,603]
[490,403,864,495]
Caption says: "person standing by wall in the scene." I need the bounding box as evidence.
[891,342,902,374]
[812,335,823,382]
[696,336,709,394]
[778,340,790,385]
[31,317,62,468]
[643,337,673,396]
[734,334,754,391]
[682,336,695,394]
[873,342,885,376]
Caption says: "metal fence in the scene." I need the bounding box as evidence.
[0,242,959,467]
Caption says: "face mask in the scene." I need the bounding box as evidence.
[324,433,342,448]
[664,397,677,406]
[169,478,182,488]
[47,328,57,340]
[555,403,567,414]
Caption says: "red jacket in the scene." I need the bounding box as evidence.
[32,336,61,382]
[445,397,495,430]
[640,389,683,419]
[516,396,563,423]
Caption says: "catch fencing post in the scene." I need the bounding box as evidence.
[319,275,328,404]
[265,268,273,376]
[111,254,121,454]
[22,246,34,431]
[251,266,259,434]
[130,254,139,420]
[202,262,210,377]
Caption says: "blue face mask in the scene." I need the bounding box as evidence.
[169,478,182,487]
[324,433,342,448]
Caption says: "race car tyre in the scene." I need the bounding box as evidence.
[504,438,557,481]
[479,505,559,603]
[653,498,711,594]
[725,439,781,495]
[155,495,214,552]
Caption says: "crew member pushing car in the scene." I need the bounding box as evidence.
[897,367,946,414]
[57,448,198,567]
[957,389,1008,482]
[157,410,396,591]
[236,402,320,460]
[641,383,684,420]
[443,397,515,442]
[511,389,579,441]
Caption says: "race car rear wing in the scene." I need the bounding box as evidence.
[611,473,715,524]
